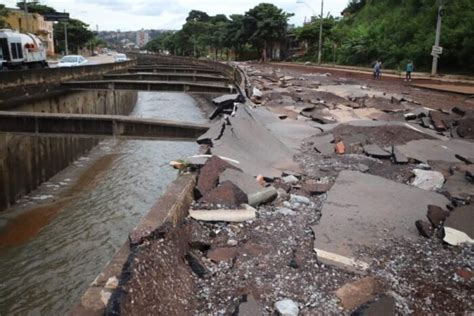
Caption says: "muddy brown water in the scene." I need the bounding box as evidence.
[0,92,206,315]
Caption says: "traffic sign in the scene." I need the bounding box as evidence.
[432,45,443,55]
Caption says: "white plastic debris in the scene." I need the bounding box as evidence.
[443,227,474,246]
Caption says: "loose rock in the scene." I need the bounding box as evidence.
[411,169,445,191]
[415,220,434,238]
[335,277,382,310]
[275,299,299,316]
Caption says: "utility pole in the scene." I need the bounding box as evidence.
[64,22,69,55]
[23,0,29,33]
[318,0,324,65]
[431,0,444,76]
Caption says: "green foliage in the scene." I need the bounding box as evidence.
[54,19,94,54]
[0,4,9,28]
[334,0,474,72]
[16,1,56,14]
[166,3,292,60]
[243,3,293,50]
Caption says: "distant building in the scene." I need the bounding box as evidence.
[136,29,149,48]
[5,8,55,56]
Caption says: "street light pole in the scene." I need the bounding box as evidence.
[431,0,443,76]
[318,0,324,65]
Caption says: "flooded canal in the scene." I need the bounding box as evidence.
[0,92,206,315]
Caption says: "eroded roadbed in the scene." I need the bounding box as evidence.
[105,62,473,315]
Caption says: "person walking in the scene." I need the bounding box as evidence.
[405,60,414,81]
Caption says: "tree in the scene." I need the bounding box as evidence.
[224,14,247,59]
[16,1,56,14]
[243,3,293,60]
[0,4,9,28]
[54,19,94,54]
[186,10,210,23]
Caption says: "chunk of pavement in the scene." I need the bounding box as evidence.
[185,251,209,278]
[358,163,370,173]
[351,295,396,316]
[237,295,262,316]
[212,94,243,106]
[457,117,474,138]
[427,205,449,227]
[443,204,474,240]
[420,117,433,128]
[396,139,474,164]
[290,194,310,205]
[197,155,241,196]
[207,247,238,262]
[274,299,299,316]
[430,111,450,131]
[248,186,278,206]
[252,87,263,98]
[415,220,434,238]
[276,207,296,216]
[199,180,248,207]
[189,205,256,222]
[411,169,444,191]
[282,175,299,184]
[313,171,449,270]
[464,165,474,183]
[313,134,335,155]
[219,169,262,196]
[310,111,337,124]
[392,146,408,164]
[335,277,382,311]
[364,144,392,159]
[442,171,474,201]
[301,182,331,195]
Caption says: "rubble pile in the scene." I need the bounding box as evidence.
[111,62,473,314]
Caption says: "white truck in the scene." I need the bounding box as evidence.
[0,29,48,70]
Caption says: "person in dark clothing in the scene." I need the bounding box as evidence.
[373,60,382,80]
[405,60,414,81]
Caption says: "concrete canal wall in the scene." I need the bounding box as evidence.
[0,89,137,211]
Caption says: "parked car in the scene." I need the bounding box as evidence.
[58,55,88,67]
[114,53,127,62]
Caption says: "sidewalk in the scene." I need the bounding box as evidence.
[278,62,474,85]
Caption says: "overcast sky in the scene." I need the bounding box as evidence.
[4,0,349,31]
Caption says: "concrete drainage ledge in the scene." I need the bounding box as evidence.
[69,172,196,316]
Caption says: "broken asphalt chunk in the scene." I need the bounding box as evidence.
[185,251,209,278]
[427,205,449,227]
[197,155,241,196]
[313,171,448,269]
[415,220,434,238]
[364,144,392,159]
[198,180,248,208]
[392,146,408,164]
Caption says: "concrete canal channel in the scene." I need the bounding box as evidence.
[0,56,234,314]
